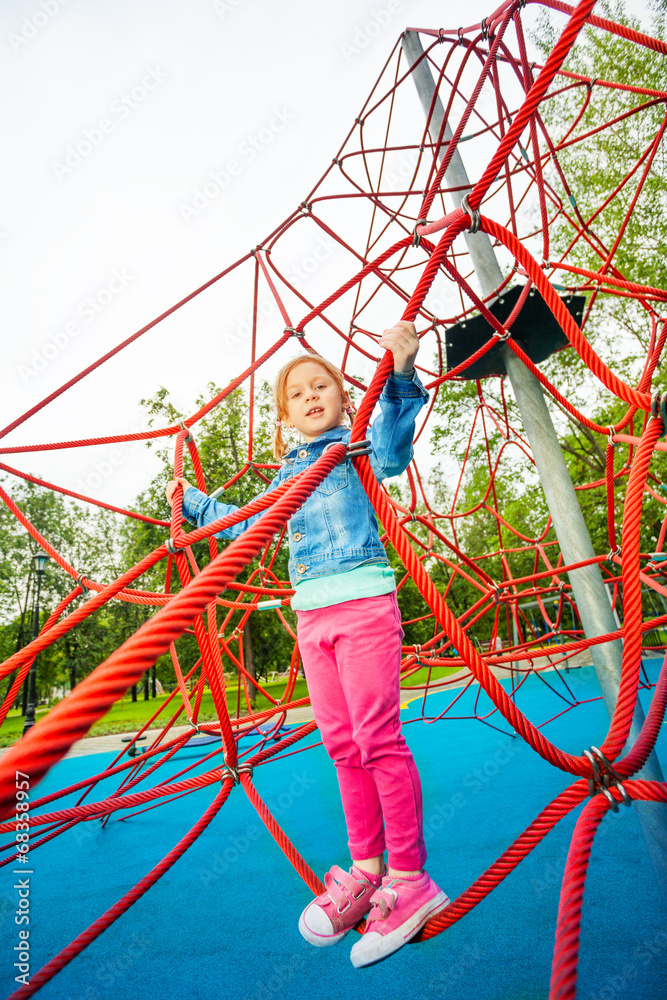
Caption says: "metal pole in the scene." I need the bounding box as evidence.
[23,557,47,735]
[403,31,667,903]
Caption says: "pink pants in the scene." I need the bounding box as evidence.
[296,592,427,871]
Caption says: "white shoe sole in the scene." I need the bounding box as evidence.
[349,891,450,968]
[298,905,349,947]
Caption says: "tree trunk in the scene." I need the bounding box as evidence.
[143,671,149,700]
[131,684,137,703]
[151,664,157,698]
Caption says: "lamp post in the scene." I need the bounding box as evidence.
[23,552,49,735]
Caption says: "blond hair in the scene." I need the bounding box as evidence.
[272,354,349,460]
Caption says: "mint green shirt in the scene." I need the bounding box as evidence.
[291,564,396,612]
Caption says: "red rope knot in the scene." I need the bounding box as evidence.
[461,194,480,234]
[582,746,631,813]
[412,218,428,247]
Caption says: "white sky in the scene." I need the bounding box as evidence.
[0,0,655,511]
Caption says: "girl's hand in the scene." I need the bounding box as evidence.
[165,476,195,506]
[379,321,419,373]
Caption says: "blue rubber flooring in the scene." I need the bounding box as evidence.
[1,659,666,1000]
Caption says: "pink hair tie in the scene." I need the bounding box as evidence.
[275,418,283,428]
[346,406,355,417]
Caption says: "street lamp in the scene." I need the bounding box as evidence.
[23,552,49,735]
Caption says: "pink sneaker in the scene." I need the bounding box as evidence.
[349,870,450,968]
[298,864,385,947]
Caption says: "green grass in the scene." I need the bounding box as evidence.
[0,677,311,748]
[0,665,461,749]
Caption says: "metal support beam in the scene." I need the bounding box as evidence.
[402,30,667,906]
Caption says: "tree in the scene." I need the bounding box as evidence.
[532,0,667,403]
[123,381,297,707]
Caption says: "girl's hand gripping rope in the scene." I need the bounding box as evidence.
[165,476,195,507]
[379,321,419,373]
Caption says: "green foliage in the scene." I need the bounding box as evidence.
[533,0,667,400]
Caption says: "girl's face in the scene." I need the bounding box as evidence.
[284,361,349,442]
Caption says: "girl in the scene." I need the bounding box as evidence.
[165,321,449,968]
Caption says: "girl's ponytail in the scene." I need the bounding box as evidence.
[272,419,289,461]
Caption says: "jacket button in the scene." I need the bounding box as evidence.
[297,564,307,574]
[298,449,307,458]
[293,532,302,541]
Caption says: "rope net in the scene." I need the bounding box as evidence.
[1,2,667,997]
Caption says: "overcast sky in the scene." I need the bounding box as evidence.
[0,0,654,511]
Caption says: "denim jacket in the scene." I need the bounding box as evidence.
[181,370,429,586]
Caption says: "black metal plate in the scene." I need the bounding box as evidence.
[445,284,586,380]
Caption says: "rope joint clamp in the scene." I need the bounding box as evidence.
[179,419,193,443]
[494,327,511,342]
[607,425,618,447]
[346,439,372,460]
[650,389,667,435]
[165,538,179,555]
[285,326,305,339]
[461,194,480,234]
[412,218,427,247]
[76,573,89,595]
[222,760,254,784]
[606,545,621,563]
[583,746,631,812]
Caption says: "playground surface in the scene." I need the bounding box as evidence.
[1,659,665,1000]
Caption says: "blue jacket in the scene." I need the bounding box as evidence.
[181,370,429,586]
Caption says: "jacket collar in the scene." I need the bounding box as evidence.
[284,424,348,460]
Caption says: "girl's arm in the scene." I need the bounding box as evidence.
[368,321,429,481]
[166,475,282,540]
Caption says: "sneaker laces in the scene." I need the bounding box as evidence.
[367,885,397,921]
